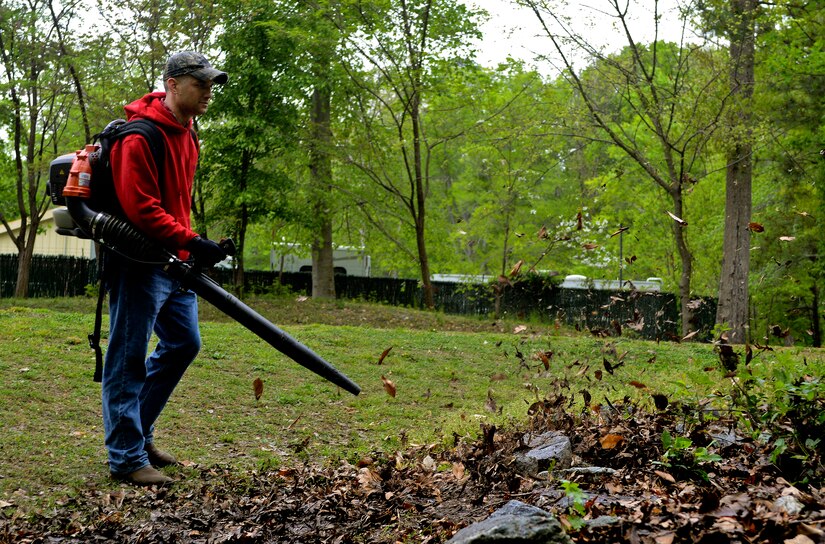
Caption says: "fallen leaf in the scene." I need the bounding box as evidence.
[513,325,527,334]
[490,372,507,381]
[0,500,13,508]
[784,536,815,544]
[357,467,382,494]
[253,377,264,401]
[628,380,648,389]
[600,434,624,450]
[377,346,393,365]
[381,375,397,398]
[452,462,466,481]
[654,531,675,544]
[655,469,676,484]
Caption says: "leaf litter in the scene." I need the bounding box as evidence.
[3,366,825,542]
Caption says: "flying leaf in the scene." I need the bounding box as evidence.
[600,434,624,450]
[509,259,524,277]
[779,236,796,242]
[666,211,688,226]
[377,346,393,365]
[253,378,264,401]
[652,393,669,410]
[484,390,498,413]
[609,226,630,238]
[682,330,699,341]
[537,225,548,239]
[513,325,528,334]
[536,351,551,370]
[582,242,599,250]
[747,222,764,233]
[576,211,583,230]
[381,375,397,398]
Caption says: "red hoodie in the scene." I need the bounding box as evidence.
[110,92,199,259]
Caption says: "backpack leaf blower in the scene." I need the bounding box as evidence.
[48,148,361,396]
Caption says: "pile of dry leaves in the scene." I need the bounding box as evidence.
[2,387,825,543]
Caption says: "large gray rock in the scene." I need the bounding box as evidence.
[513,432,573,477]
[447,500,572,543]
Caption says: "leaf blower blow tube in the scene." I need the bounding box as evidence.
[63,196,361,396]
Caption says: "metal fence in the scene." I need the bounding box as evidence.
[1,255,716,340]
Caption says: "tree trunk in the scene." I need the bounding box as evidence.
[670,190,694,337]
[310,85,336,299]
[812,283,821,348]
[411,93,434,309]
[716,0,756,344]
[14,232,35,299]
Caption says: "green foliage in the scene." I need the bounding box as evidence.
[560,480,587,529]
[730,370,825,483]
[656,430,722,482]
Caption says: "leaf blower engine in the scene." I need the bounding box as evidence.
[46,145,361,396]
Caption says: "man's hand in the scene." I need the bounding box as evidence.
[186,235,228,267]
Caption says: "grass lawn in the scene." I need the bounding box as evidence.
[1,295,823,513]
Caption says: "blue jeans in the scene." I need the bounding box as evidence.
[102,254,201,475]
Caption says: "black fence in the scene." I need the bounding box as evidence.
[1,255,717,340]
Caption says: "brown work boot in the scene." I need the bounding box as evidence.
[145,442,178,468]
[112,465,173,486]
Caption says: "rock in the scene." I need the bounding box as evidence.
[557,466,618,480]
[514,432,573,477]
[447,500,572,543]
[584,515,621,529]
[773,494,805,516]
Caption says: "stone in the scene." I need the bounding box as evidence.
[447,500,572,543]
[514,432,573,477]
[773,494,805,516]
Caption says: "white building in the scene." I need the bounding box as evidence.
[0,208,95,258]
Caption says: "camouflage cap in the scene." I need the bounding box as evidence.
[163,51,228,84]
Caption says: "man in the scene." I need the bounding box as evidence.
[103,51,228,486]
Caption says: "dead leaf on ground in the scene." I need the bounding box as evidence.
[600,434,624,450]
[655,470,677,484]
[253,377,264,401]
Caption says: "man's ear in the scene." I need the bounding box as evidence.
[166,77,178,95]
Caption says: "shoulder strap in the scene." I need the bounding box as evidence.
[97,118,166,171]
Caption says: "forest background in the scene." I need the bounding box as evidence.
[0,0,822,344]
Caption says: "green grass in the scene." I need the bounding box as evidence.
[1,295,824,513]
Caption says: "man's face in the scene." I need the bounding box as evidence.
[173,75,214,118]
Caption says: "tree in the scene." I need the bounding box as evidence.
[713,0,758,343]
[0,0,75,297]
[331,0,483,308]
[521,0,730,335]
[202,0,301,293]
